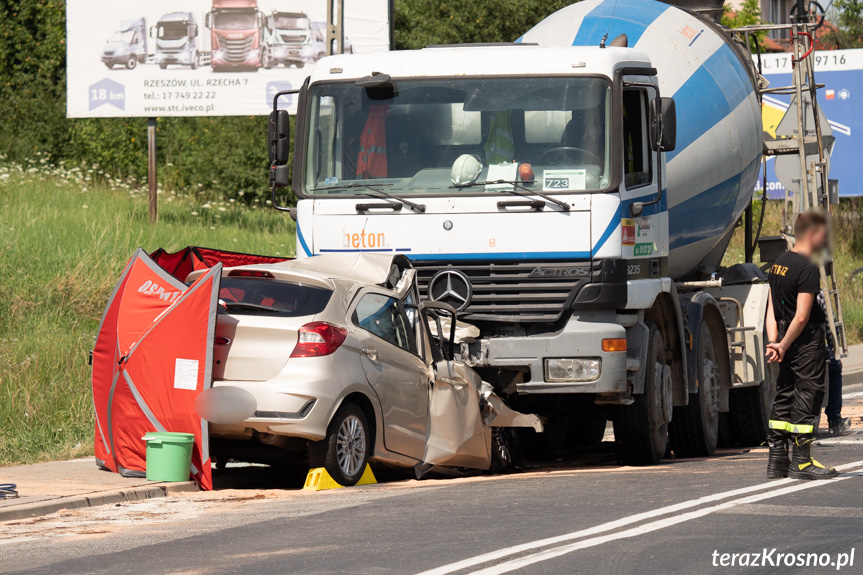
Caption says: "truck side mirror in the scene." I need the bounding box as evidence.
[268,110,291,188]
[205,12,212,29]
[257,12,264,28]
[192,24,198,38]
[650,97,676,152]
[149,26,155,38]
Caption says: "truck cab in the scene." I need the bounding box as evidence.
[272,44,676,439]
[151,12,200,70]
[206,0,264,71]
[102,18,147,70]
[262,12,313,69]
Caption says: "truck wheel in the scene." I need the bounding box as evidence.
[669,322,720,457]
[727,362,775,446]
[308,402,369,486]
[126,56,137,70]
[262,50,272,69]
[191,53,198,70]
[159,61,168,70]
[105,62,114,69]
[613,323,670,465]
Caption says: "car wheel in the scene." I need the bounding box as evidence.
[126,56,137,70]
[309,403,369,486]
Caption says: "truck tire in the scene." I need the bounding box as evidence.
[669,322,720,457]
[727,362,776,446]
[126,56,137,70]
[308,402,370,486]
[613,324,669,465]
[159,60,168,70]
[105,62,114,69]
[191,53,198,70]
[262,49,272,69]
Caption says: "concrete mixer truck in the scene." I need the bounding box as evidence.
[266,0,777,465]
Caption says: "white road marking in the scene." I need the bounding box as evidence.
[416,459,863,575]
[469,468,863,575]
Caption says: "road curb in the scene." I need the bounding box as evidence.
[0,481,198,523]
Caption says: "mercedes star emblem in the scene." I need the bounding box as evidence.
[427,270,473,311]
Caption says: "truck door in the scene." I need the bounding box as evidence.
[618,84,667,272]
[351,290,429,460]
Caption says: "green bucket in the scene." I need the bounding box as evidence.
[142,432,195,482]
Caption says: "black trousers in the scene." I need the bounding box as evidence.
[768,326,827,439]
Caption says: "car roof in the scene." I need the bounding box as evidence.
[188,253,411,291]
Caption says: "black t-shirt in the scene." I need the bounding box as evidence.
[768,250,826,325]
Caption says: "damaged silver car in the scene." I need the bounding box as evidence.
[190,253,542,485]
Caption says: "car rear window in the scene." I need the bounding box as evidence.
[218,278,332,317]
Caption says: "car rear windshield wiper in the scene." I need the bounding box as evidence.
[316,182,427,213]
[223,302,279,313]
[451,180,570,211]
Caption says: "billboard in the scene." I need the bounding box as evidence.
[66,0,391,117]
[756,49,863,197]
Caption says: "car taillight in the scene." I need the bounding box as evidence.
[290,322,348,358]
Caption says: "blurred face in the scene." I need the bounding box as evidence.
[807,224,828,252]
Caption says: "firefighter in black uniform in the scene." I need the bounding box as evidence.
[765,210,837,480]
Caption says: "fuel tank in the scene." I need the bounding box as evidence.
[520,0,762,278]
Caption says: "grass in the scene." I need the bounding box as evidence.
[0,159,295,466]
[723,199,863,346]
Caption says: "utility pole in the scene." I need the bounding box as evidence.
[147,117,158,223]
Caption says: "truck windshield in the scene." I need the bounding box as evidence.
[158,23,188,40]
[274,15,309,29]
[110,30,135,43]
[214,11,257,30]
[304,77,611,196]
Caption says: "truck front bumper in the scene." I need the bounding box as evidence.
[483,313,628,394]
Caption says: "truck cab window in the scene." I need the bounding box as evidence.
[305,77,612,195]
[622,90,652,189]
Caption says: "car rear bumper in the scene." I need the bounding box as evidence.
[483,312,628,394]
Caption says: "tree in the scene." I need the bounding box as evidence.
[822,0,863,49]
[722,0,767,50]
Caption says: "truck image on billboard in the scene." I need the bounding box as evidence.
[67,0,391,117]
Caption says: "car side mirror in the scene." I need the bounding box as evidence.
[268,110,291,188]
[649,97,676,152]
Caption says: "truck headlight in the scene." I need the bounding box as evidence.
[544,358,601,382]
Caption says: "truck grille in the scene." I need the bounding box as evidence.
[280,34,305,43]
[224,37,254,62]
[413,260,591,323]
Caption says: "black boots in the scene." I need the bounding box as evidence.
[789,436,838,480]
[767,439,789,479]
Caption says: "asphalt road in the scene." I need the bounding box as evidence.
[3,432,863,575]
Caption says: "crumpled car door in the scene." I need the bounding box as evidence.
[422,361,492,470]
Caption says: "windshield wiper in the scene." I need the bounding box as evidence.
[223,302,279,313]
[316,182,426,213]
[450,180,570,211]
